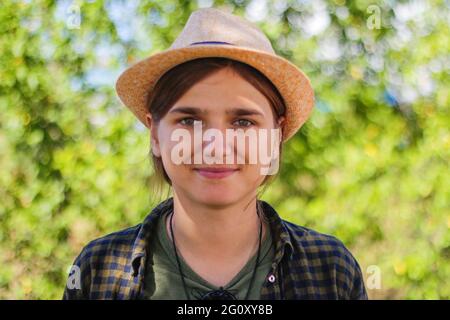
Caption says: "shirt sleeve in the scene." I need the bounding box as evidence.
[333,237,369,300]
[62,245,91,300]
[349,258,369,300]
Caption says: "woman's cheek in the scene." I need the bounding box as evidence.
[239,164,265,189]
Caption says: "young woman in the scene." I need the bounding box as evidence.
[63,8,368,300]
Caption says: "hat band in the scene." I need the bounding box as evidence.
[189,41,234,46]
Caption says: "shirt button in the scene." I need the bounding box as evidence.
[268,274,276,283]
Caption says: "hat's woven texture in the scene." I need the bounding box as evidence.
[116,8,315,142]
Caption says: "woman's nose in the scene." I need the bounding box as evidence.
[202,126,234,163]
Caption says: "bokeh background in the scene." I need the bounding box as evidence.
[0,0,449,299]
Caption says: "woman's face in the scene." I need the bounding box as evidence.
[148,67,283,207]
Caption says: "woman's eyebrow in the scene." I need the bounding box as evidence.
[169,106,205,115]
[169,106,264,117]
[226,107,265,117]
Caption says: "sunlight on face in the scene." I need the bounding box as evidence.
[152,67,281,208]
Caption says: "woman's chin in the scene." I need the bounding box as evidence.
[192,192,239,207]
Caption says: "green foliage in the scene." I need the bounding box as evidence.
[0,0,448,299]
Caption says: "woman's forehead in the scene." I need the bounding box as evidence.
[170,72,273,116]
[168,105,267,118]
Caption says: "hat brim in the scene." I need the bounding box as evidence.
[115,44,314,142]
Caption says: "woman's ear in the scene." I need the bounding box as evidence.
[145,113,161,157]
[277,115,286,127]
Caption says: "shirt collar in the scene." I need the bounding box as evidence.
[131,197,173,276]
[258,200,295,262]
[130,197,295,276]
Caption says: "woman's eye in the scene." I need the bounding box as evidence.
[179,118,198,126]
[233,119,254,127]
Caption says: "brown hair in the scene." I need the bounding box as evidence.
[146,57,286,207]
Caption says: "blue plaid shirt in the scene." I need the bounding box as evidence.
[63,197,368,299]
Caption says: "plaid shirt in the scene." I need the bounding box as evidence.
[62,197,368,300]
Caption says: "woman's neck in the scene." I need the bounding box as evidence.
[167,190,267,261]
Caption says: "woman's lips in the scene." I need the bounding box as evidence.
[193,167,239,179]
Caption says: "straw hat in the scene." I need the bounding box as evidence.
[115,7,314,142]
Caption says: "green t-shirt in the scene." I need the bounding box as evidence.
[143,211,275,300]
